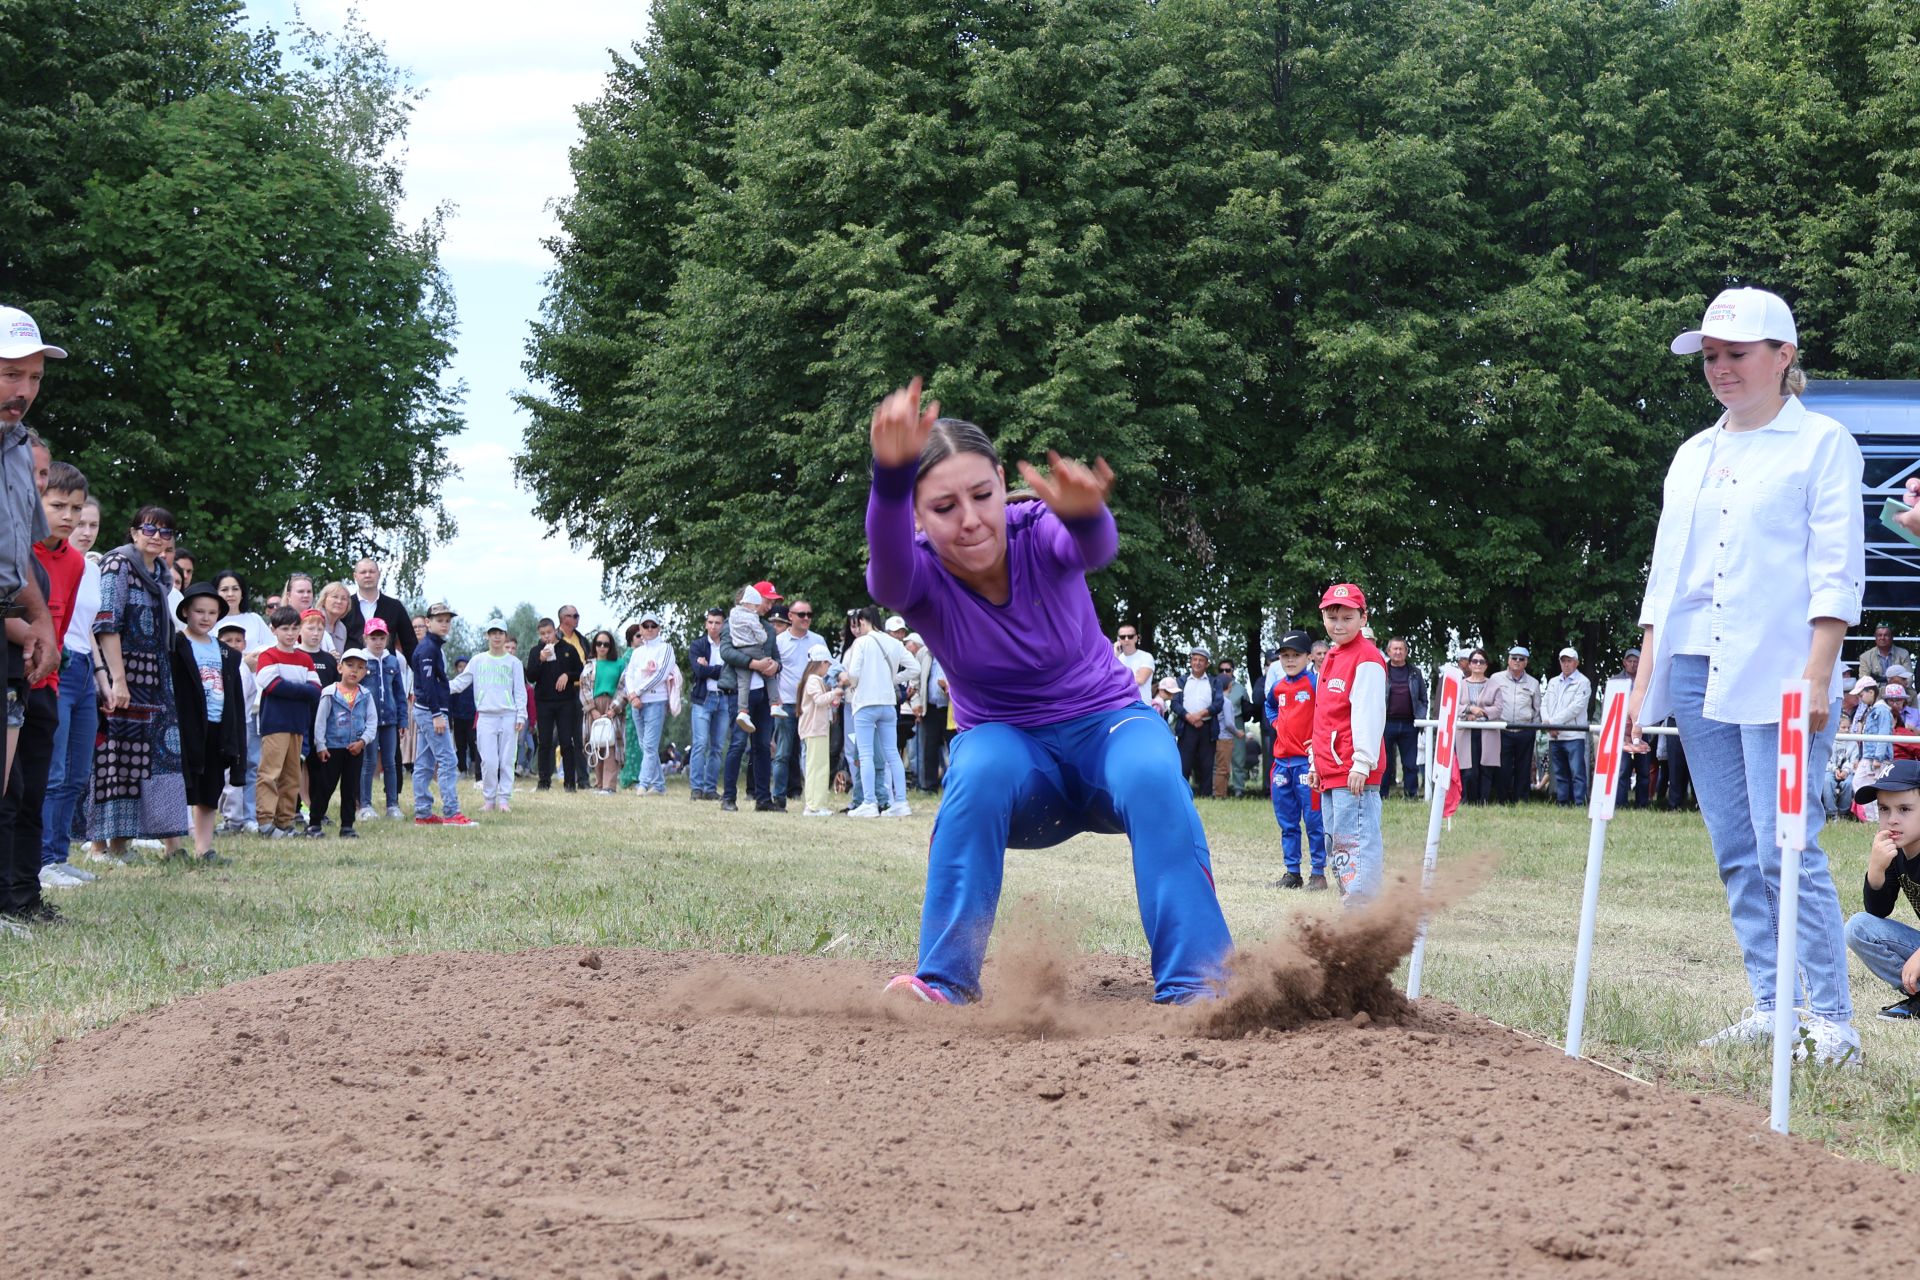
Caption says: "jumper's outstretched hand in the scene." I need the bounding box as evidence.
[871,377,940,468]
[1017,450,1115,520]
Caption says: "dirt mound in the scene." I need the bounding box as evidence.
[2,945,1915,1278]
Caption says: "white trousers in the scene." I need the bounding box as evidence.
[477,710,519,803]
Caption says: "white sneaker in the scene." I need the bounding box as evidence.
[1794,1015,1864,1068]
[386,806,403,820]
[86,848,130,866]
[357,806,378,821]
[770,704,789,718]
[1699,1007,1774,1047]
[57,864,96,882]
[39,865,86,889]
[735,712,755,732]
[803,806,834,817]
[848,803,881,818]
[882,803,913,818]
[131,838,165,852]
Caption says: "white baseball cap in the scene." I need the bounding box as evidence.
[1558,646,1579,660]
[341,647,374,664]
[885,615,907,633]
[1670,288,1797,355]
[0,307,68,360]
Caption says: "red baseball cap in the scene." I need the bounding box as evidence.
[753,579,782,600]
[1319,583,1367,611]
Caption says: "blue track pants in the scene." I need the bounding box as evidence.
[1270,756,1325,875]
[915,704,1233,1004]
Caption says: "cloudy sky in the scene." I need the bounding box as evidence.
[247,0,648,630]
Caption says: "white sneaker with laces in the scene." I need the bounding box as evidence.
[358,806,378,821]
[57,864,96,882]
[1699,1007,1774,1047]
[1794,1014,1863,1067]
[882,803,913,818]
[735,712,755,732]
[39,864,86,889]
[848,803,881,818]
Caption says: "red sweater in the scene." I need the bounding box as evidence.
[32,540,84,692]
[1266,669,1317,760]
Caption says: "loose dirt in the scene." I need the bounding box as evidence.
[2,919,1916,1277]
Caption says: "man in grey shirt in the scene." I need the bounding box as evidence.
[0,306,64,778]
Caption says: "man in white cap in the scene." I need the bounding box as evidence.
[1484,645,1542,803]
[0,307,66,785]
[1542,646,1593,806]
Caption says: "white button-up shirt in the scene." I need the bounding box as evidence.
[1637,396,1863,725]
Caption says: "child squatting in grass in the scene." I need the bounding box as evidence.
[866,377,1233,1005]
[1846,759,1920,1022]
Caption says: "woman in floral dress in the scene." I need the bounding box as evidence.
[90,505,188,856]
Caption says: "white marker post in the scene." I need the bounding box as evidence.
[1565,679,1630,1058]
[1771,679,1811,1135]
[1406,669,1462,1000]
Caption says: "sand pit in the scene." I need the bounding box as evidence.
[4,916,1918,1279]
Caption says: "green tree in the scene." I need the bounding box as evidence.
[520,0,1920,667]
[1,2,462,591]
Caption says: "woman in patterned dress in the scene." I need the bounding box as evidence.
[89,505,188,856]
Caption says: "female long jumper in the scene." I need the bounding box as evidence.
[867,379,1233,1004]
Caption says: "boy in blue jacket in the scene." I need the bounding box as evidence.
[310,649,377,839]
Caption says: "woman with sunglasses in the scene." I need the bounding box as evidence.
[622,616,677,796]
[868,378,1232,1005]
[89,506,188,860]
[1458,649,1500,804]
[585,629,624,793]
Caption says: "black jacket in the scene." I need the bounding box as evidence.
[530,638,583,702]
[171,633,246,782]
[689,634,726,704]
[343,591,418,662]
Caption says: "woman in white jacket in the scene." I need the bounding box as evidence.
[841,605,920,818]
[1624,287,1864,1065]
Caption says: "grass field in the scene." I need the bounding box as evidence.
[4,779,1917,1168]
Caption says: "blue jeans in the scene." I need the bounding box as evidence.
[770,702,799,801]
[1549,738,1588,806]
[40,650,97,866]
[689,697,727,793]
[854,703,904,809]
[1270,756,1325,875]
[631,699,667,793]
[361,721,400,811]
[1669,653,1850,1021]
[412,706,461,818]
[843,701,864,807]
[916,704,1232,1004]
[1324,784,1383,901]
[723,686,771,803]
[1845,912,1920,996]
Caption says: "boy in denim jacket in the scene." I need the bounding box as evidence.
[310,649,378,838]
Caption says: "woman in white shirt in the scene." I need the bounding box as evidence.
[841,605,920,818]
[622,616,678,796]
[211,570,274,653]
[1625,287,1863,1065]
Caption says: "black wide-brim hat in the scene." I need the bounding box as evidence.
[175,581,231,625]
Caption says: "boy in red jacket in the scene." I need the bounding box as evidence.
[1264,628,1326,890]
[1306,583,1387,900]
